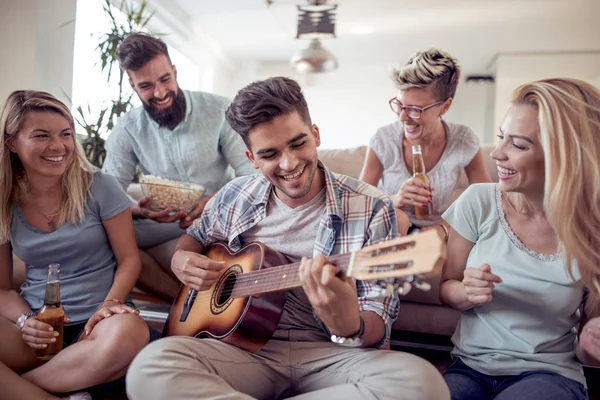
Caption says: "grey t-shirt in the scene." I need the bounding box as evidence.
[369,120,479,227]
[443,183,585,385]
[12,172,132,323]
[242,187,328,341]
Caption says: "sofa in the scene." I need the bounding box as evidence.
[11,143,498,340]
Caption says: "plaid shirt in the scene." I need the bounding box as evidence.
[187,163,400,346]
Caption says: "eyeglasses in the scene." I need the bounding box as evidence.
[388,97,442,119]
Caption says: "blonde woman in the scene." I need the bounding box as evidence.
[440,78,600,399]
[360,48,491,236]
[0,91,149,399]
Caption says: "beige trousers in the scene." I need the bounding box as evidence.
[126,334,449,400]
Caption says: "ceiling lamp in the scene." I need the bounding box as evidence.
[290,1,338,74]
[290,38,338,73]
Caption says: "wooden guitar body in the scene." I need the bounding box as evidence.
[163,242,290,352]
[163,229,446,353]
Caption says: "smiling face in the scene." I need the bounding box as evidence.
[245,111,324,208]
[128,54,185,129]
[491,103,545,196]
[8,111,75,179]
[395,87,451,143]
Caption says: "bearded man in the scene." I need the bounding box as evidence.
[102,33,253,300]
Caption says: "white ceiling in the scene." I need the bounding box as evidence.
[156,0,600,74]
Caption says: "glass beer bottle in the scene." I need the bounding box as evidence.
[36,263,65,360]
[412,145,434,219]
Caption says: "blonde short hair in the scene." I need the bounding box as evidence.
[0,90,93,243]
[512,78,600,314]
[391,48,461,101]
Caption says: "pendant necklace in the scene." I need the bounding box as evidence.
[40,209,60,231]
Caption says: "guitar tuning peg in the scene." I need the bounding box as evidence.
[397,281,412,296]
[384,283,395,296]
[414,280,431,292]
[376,281,395,296]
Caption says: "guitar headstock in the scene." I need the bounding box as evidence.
[348,229,447,295]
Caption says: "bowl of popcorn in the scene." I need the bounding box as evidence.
[139,175,206,212]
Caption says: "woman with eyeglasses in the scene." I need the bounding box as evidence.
[359,48,491,236]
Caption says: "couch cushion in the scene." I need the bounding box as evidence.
[393,301,460,336]
[318,146,367,179]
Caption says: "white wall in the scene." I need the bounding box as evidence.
[494,52,600,131]
[221,61,492,149]
[0,0,76,106]
[142,0,236,94]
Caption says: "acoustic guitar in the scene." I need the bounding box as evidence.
[163,229,446,352]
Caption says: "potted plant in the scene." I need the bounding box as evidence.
[77,0,155,168]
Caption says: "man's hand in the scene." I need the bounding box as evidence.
[462,264,502,306]
[179,195,213,229]
[580,317,600,361]
[298,254,361,337]
[132,197,186,223]
[171,249,225,291]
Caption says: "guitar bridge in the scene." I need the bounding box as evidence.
[179,288,198,322]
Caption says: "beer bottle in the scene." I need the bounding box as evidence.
[36,263,65,360]
[412,145,434,219]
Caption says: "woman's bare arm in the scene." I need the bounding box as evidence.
[464,149,492,184]
[359,147,383,186]
[439,227,476,310]
[0,242,33,322]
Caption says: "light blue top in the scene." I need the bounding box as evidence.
[12,172,133,323]
[102,90,255,194]
[443,183,585,385]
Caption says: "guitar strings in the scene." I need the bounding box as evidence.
[218,253,354,295]
[219,253,352,287]
[188,252,368,300]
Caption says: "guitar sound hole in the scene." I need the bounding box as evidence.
[217,273,237,307]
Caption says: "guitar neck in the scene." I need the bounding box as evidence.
[231,252,353,298]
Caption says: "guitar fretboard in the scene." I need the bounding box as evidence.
[230,253,353,298]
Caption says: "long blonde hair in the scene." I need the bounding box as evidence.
[0,90,94,243]
[512,78,600,315]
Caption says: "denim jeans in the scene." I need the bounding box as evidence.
[443,357,588,400]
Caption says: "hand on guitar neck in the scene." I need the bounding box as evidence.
[164,230,446,352]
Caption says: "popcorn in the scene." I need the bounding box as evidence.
[139,175,206,212]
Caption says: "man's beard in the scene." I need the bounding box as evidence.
[143,88,186,130]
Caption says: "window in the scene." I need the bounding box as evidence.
[72,0,200,138]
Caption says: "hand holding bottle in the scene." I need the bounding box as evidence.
[20,314,70,350]
[393,177,433,209]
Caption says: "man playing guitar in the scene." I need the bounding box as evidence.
[126,77,449,400]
